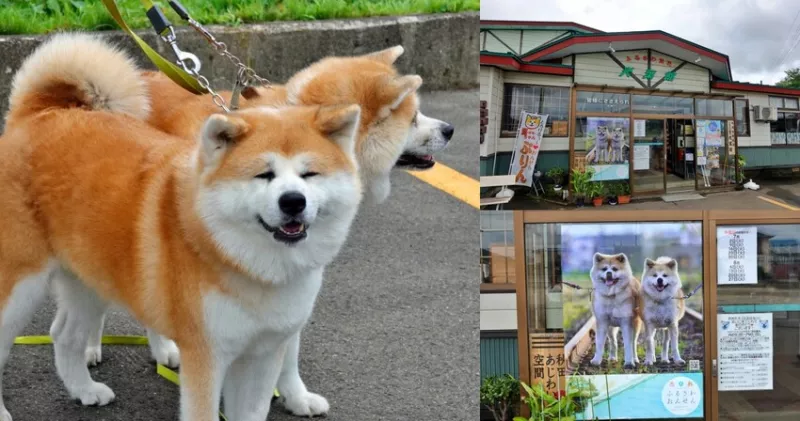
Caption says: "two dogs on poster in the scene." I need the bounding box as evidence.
[586,117,629,165]
[562,223,704,374]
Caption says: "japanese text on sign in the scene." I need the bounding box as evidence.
[717,313,773,391]
[717,226,758,285]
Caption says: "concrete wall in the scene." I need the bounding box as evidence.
[0,12,478,121]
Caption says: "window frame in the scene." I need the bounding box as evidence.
[735,98,750,137]
[480,211,516,290]
[500,83,571,138]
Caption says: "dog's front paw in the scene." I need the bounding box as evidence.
[151,340,180,368]
[673,357,686,365]
[283,392,329,417]
[643,357,655,366]
[608,355,618,363]
[75,382,115,406]
[623,361,636,369]
[589,356,603,366]
[85,345,102,367]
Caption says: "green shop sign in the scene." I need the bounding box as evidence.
[619,67,678,81]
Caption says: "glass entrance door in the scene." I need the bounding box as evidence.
[632,119,666,194]
[711,221,800,421]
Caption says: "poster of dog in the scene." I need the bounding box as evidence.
[561,222,704,376]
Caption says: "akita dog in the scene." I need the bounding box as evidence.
[594,125,609,163]
[0,33,364,421]
[640,257,686,366]
[589,253,643,368]
[610,126,625,163]
[79,44,455,417]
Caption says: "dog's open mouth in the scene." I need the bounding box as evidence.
[257,215,308,244]
[395,153,436,170]
[604,279,619,287]
[655,284,667,292]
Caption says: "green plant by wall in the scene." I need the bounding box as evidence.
[481,374,520,421]
[546,167,565,187]
[570,167,594,198]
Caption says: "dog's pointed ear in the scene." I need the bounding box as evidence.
[666,259,677,270]
[387,74,423,111]
[364,45,404,65]
[200,114,249,164]
[645,258,656,268]
[594,253,604,263]
[315,104,361,159]
[615,254,626,263]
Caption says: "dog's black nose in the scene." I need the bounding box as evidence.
[441,124,455,140]
[279,192,306,216]
[656,278,664,286]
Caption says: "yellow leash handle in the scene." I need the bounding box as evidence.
[100,0,207,95]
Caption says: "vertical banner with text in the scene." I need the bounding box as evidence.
[508,111,548,186]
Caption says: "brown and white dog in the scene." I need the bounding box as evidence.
[589,252,643,368]
[640,257,686,366]
[76,43,455,417]
[0,33,366,421]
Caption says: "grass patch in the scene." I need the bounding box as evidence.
[0,0,479,35]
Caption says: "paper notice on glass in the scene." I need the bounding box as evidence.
[697,156,707,166]
[717,226,757,285]
[633,145,650,170]
[717,313,773,391]
[634,119,646,137]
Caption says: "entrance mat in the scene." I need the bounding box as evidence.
[661,193,705,202]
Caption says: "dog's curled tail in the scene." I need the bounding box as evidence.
[7,33,150,123]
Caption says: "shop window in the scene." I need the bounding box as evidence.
[576,91,630,114]
[524,221,705,419]
[632,94,694,115]
[501,84,569,137]
[735,99,750,137]
[716,224,800,420]
[695,98,734,117]
[769,96,800,110]
[770,112,800,145]
[480,211,515,285]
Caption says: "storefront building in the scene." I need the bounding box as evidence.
[480,210,800,420]
[480,21,800,196]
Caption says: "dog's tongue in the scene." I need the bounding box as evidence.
[421,154,434,161]
[604,279,616,286]
[281,222,303,234]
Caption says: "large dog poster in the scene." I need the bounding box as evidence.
[560,222,704,419]
[716,226,758,285]
[508,111,548,186]
[582,117,630,181]
[717,313,773,391]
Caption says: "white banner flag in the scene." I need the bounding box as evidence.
[508,111,548,187]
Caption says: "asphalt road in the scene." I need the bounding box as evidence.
[4,89,479,421]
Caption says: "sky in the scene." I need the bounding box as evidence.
[481,0,800,85]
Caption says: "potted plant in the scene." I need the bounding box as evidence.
[546,167,565,191]
[607,182,619,206]
[589,182,604,207]
[513,381,591,421]
[570,167,594,207]
[735,154,747,190]
[617,181,632,204]
[481,375,520,421]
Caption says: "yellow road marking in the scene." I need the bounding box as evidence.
[406,163,478,208]
[758,196,800,211]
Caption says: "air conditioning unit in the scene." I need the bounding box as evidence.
[754,105,778,122]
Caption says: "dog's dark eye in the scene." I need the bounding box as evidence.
[602,266,608,271]
[301,172,319,179]
[612,267,618,272]
[255,171,275,181]
[652,274,658,277]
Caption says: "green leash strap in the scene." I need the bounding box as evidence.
[100,0,207,95]
[14,335,281,420]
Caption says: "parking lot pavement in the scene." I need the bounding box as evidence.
[2,89,479,421]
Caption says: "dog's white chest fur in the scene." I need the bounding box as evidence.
[594,291,634,325]
[203,269,323,355]
[644,299,678,327]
